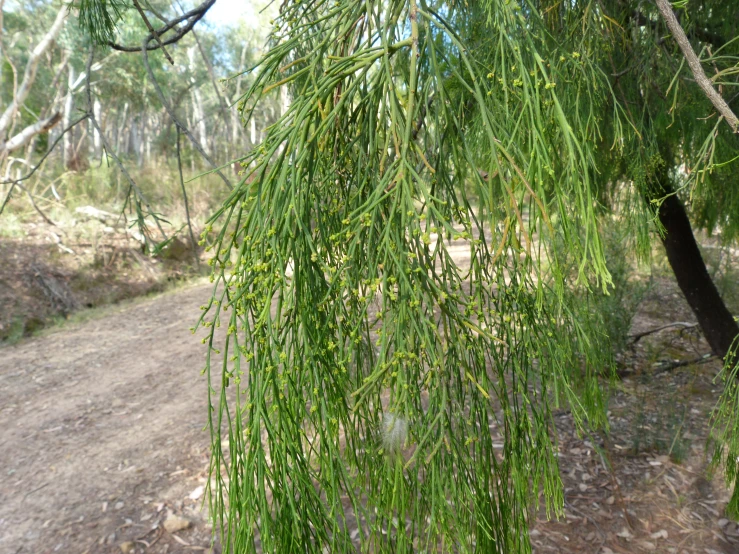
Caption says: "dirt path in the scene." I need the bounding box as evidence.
[1,273,738,554]
[0,283,216,554]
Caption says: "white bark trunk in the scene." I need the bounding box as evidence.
[0,4,69,142]
[187,47,209,157]
[232,42,248,145]
[92,98,102,158]
[63,66,75,167]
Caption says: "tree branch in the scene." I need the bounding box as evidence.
[176,126,200,267]
[108,0,215,53]
[84,47,168,242]
[131,0,174,64]
[0,4,69,137]
[655,0,739,133]
[142,36,232,191]
[3,112,62,153]
[0,114,88,217]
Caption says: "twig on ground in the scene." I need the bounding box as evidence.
[654,353,716,373]
[629,321,699,344]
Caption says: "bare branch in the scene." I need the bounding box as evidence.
[176,126,200,267]
[0,4,69,138]
[142,36,233,191]
[131,0,174,64]
[84,47,168,242]
[0,114,88,217]
[109,0,215,53]
[655,0,739,133]
[629,321,698,344]
[4,113,62,153]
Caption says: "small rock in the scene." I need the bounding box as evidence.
[188,485,204,501]
[163,513,190,533]
[114,501,124,510]
[120,541,135,554]
[718,518,729,528]
[650,529,668,539]
[639,541,656,551]
[605,495,615,505]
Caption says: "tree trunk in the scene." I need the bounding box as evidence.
[187,47,210,157]
[63,66,75,168]
[655,187,739,359]
[92,98,102,159]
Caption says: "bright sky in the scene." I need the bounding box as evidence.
[203,0,273,29]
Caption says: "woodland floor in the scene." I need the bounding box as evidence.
[1,232,738,553]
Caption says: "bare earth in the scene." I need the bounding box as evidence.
[0,283,216,554]
[1,275,738,554]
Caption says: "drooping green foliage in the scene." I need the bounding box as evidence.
[198,1,625,551]
[78,0,128,45]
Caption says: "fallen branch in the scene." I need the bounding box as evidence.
[654,353,716,373]
[629,321,699,344]
[655,0,739,132]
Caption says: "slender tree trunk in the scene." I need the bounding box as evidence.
[92,98,102,159]
[187,47,210,157]
[63,66,75,168]
[232,42,248,146]
[654,183,739,359]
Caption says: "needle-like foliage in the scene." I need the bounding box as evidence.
[78,0,128,45]
[199,1,623,551]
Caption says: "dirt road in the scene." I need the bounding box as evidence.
[0,283,216,554]
[1,275,737,554]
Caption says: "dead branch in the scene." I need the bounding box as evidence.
[629,321,699,344]
[654,353,716,373]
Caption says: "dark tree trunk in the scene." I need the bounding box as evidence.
[655,188,739,359]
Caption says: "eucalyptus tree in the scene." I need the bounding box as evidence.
[76,0,739,552]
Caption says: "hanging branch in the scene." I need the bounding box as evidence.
[176,125,200,267]
[142,36,233,191]
[109,0,215,53]
[0,114,88,217]
[655,0,739,133]
[130,0,174,64]
[84,47,168,243]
